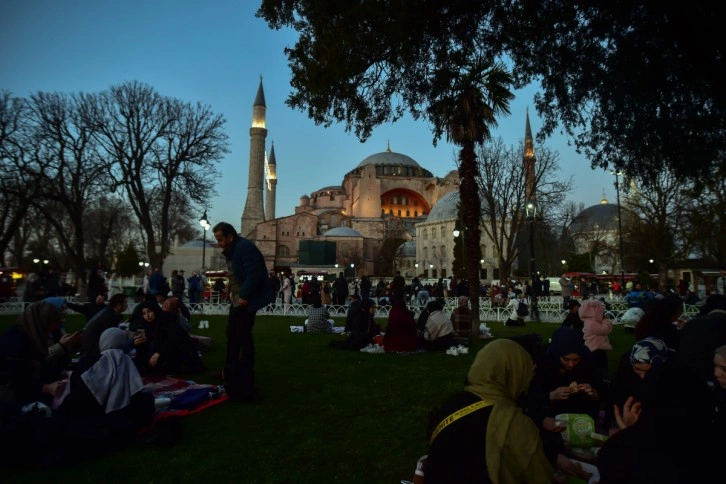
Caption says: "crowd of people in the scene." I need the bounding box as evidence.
[418,293,726,483]
[0,282,210,468]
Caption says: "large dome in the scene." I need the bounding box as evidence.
[571,201,620,233]
[425,191,460,222]
[356,150,420,169]
[323,227,363,237]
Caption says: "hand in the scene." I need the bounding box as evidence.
[577,383,598,399]
[59,331,82,350]
[556,454,593,480]
[543,417,566,433]
[42,380,67,397]
[614,396,642,430]
[149,352,160,367]
[550,386,575,401]
[238,297,249,306]
[133,334,147,346]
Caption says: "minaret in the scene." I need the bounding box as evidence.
[265,141,277,221]
[241,78,268,237]
[523,108,536,202]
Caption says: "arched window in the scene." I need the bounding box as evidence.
[397,209,401,216]
[481,244,486,258]
[423,228,428,240]
[414,210,418,217]
[276,245,290,257]
[441,245,446,260]
[424,247,428,259]
[432,246,438,258]
[432,227,437,238]
[406,210,410,217]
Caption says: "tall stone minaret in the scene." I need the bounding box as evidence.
[241,78,268,237]
[265,141,277,221]
[523,108,536,202]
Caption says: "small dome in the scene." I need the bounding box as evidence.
[323,227,363,237]
[356,150,421,169]
[425,191,460,222]
[396,240,416,257]
[571,203,620,233]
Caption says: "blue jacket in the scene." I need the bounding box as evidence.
[222,236,273,313]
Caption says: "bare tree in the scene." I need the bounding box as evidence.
[84,81,229,271]
[21,91,113,294]
[622,170,696,287]
[477,138,572,281]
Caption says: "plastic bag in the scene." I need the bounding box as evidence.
[555,413,594,448]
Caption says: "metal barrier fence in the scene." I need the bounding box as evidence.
[0,297,704,325]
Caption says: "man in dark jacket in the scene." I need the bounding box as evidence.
[80,293,127,357]
[67,293,107,323]
[213,222,273,402]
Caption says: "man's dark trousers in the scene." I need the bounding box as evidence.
[226,305,256,399]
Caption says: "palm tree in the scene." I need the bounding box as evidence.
[428,60,514,335]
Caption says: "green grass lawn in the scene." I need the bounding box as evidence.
[0,313,636,484]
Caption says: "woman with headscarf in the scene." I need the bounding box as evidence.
[304,295,333,333]
[383,291,418,352]
[0,301,70,410]
[597,364,718,483]
[530,327,605,420]
[424,339,553,483]
[58,328,154,429]
[607,337,671,435]
[134,301,205,376]
[329,299,378,350]
[450,296,472,337]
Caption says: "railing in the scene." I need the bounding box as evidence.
[0,297,705,325]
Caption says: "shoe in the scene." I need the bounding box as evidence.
[446,347,458,356]
[457,345,469,355]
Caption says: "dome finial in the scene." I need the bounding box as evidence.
[600,190,608,204]
[386,139,391,152]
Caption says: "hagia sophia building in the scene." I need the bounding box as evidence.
[240,79,465,277]
[167,80,625,282]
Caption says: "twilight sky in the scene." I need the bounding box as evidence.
[1,0,617,236]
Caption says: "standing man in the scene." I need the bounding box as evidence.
[213,222,272,402]
[559,274,572,310]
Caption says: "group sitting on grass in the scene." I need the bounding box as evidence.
[0,296,208,469]
[416,293,726,483]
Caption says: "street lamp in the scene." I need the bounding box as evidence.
[611,169,626,290]
[200,210,210,271]
[525,199,537,295]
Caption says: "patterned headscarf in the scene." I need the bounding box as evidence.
[630,337,670,367]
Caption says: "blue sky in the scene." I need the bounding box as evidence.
[1,0,615,233]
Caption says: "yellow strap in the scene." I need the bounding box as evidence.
[430,399,494,444]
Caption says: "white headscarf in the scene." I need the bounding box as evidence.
[81,327,144,414]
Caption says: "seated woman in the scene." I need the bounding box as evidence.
[530,327,606,421]
[133,302,205,376]
[57,327,154,430]
[607,336,671,435]
[0,301,72,413]
[450,296,471,337]
[598,364,718,483]
[329,299,378,350]
[383,293,419,352]
[424,339,553,483]
[422,298,455,351]
[304,296,334,333]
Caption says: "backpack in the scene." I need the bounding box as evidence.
[517,300,529,317]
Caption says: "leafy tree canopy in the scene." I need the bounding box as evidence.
[258,0,724,181]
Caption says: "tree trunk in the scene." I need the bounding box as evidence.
[459,143,481,336]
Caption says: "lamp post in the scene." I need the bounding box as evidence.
[525,200,537,295]
[200,210,210,271]
[610,170,625,289]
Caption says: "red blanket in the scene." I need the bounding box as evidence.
[143,375,227,420]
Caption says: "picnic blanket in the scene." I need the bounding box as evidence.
[290,325,345,333]
[143,375,227,421]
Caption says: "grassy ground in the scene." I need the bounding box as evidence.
[0,313,636,484]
